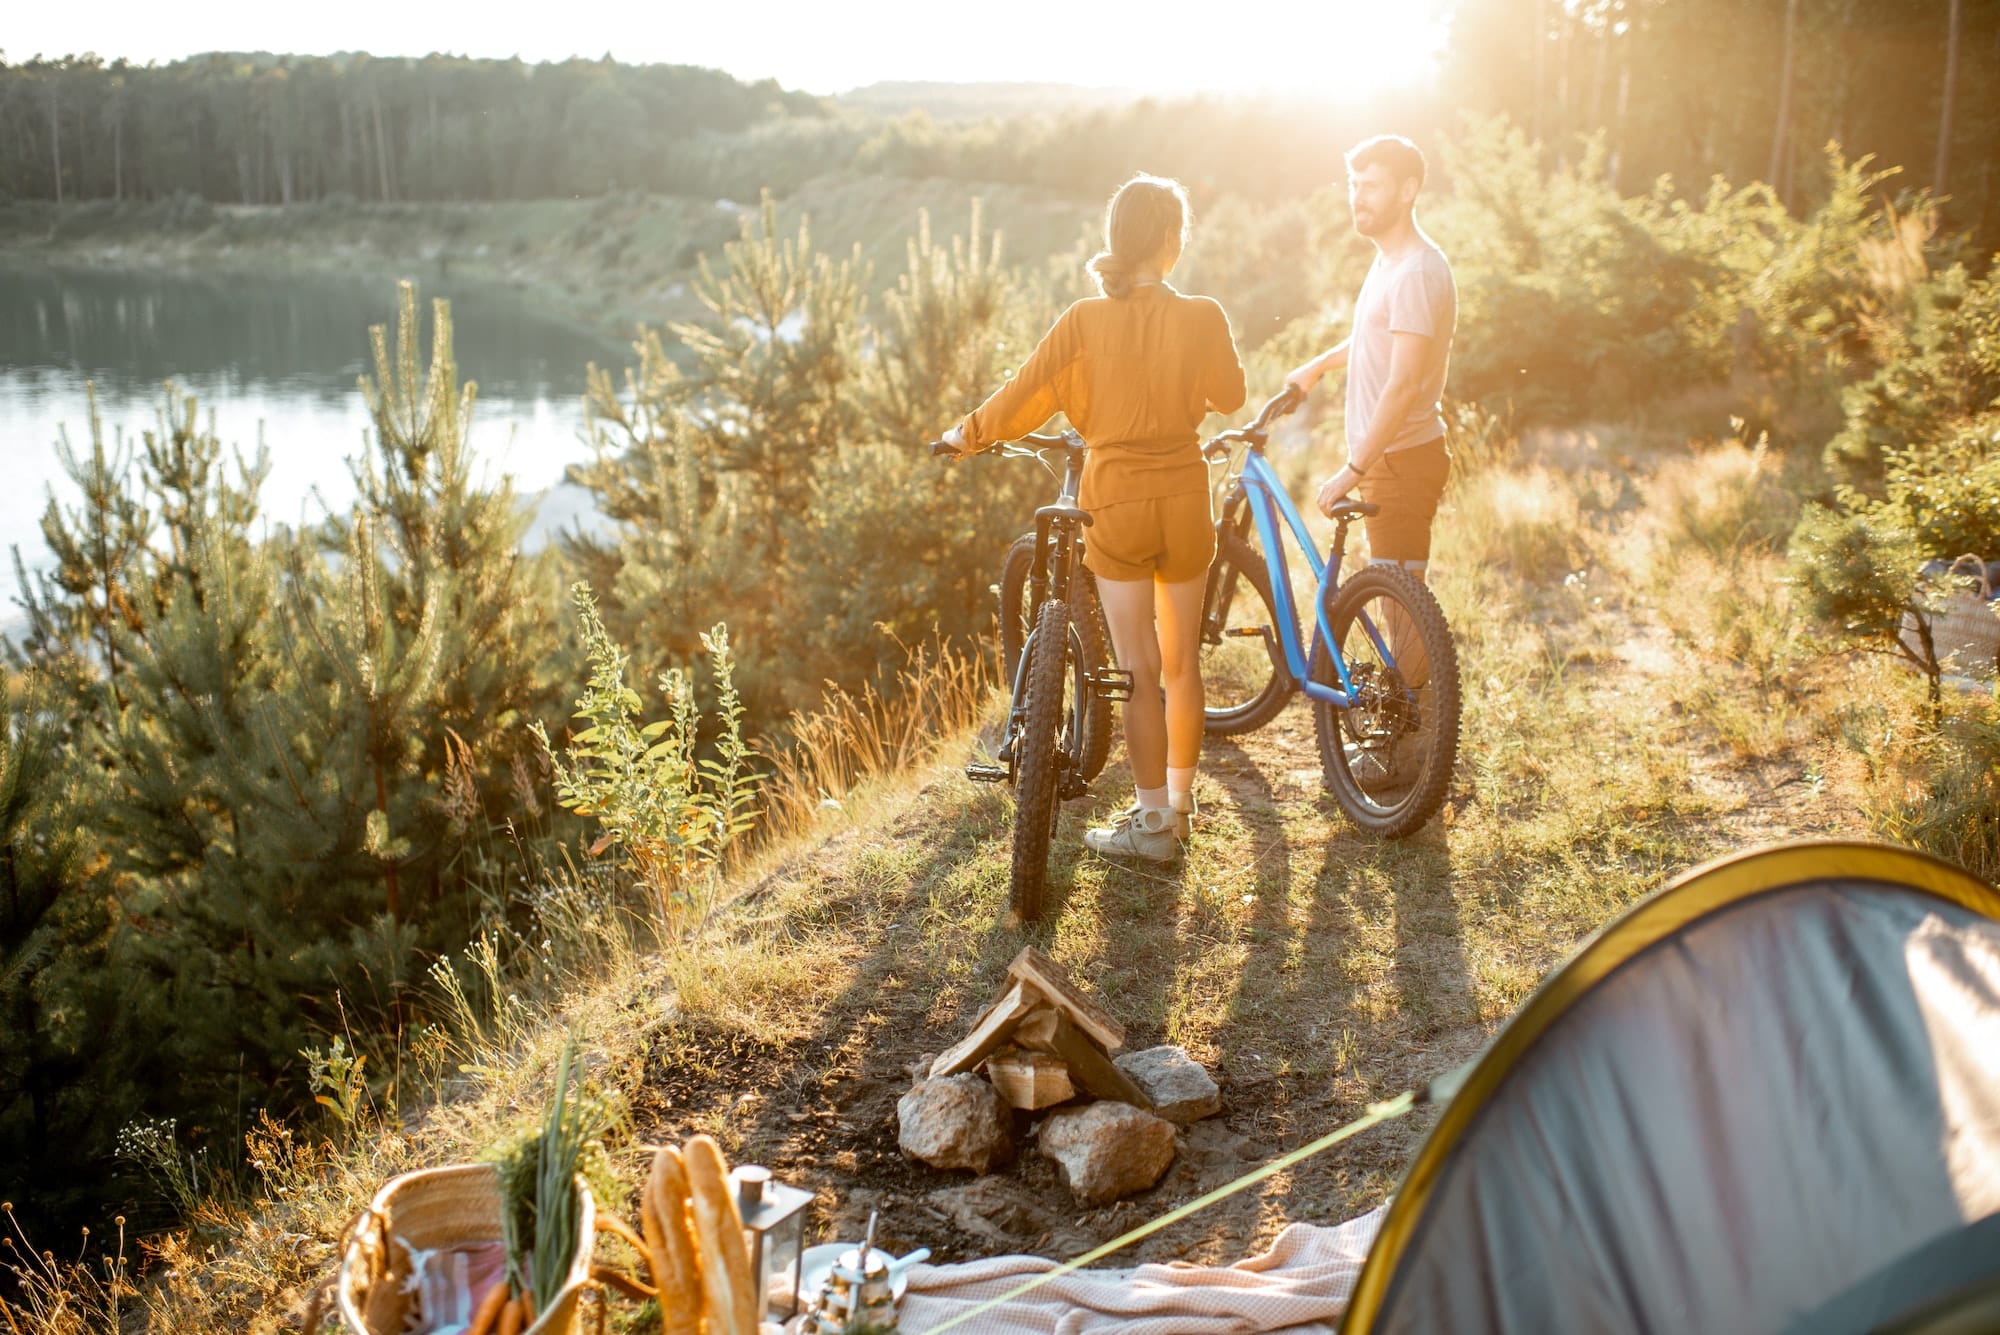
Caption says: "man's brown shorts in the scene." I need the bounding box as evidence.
[1083,490,1216,583]
[1358,437,1451,564]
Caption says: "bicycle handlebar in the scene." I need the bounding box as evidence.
[1203,385,1307,460]
[932,388,1301,464]
[928,431,1076,462]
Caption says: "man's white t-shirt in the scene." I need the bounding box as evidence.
[1345,233,1457,455]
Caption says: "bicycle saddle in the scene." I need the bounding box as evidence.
[1326,499,1381,519]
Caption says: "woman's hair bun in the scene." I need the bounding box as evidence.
[1089,174,1190,299]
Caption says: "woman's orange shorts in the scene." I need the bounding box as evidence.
[1358,437,1452,564]
[1082,489,1216,583]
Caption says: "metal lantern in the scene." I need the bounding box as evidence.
[731,1164,813,1320]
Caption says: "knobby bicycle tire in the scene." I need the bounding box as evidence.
[1010,598,1072,921]
[999,532,1114,781]
[1201,530,1292,736]
[1308,565,1460,838]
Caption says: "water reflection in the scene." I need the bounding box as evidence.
[1,262,626,592]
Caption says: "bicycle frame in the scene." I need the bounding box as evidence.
[1224,450,1401,710]
[984,429,1126,791]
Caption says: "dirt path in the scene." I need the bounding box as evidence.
[628,558,1866,1272]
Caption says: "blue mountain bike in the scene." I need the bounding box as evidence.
[1196,387,1461,837]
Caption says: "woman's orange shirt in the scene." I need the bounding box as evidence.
[956,284,1246,510]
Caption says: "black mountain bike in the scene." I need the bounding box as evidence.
[932,430,1127,920]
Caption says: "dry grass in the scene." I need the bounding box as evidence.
[23,435,1997,1332]
[753,638,992,849]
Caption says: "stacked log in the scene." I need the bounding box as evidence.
[897,948,1221,1205]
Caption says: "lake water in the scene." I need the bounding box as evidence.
[0,263,629,628]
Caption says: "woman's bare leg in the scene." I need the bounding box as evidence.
[1094,575,1166,791]
[1153,572,1208,771]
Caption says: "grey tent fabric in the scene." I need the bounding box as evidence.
[1364,881,2000,1335]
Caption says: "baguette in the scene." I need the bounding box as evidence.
[682,1135,758,1335]
[645,1145,706,1335]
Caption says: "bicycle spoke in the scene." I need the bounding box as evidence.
[1335,585,1432,808]
[1307,562,1460,840]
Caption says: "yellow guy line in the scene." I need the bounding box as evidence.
[917,1088,1422,1335]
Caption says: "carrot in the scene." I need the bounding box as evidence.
[496,1291,526,1335]
[520,1287,539,1326]
[467,1280,511,1335]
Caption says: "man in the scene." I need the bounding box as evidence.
[1285,134,1456,584]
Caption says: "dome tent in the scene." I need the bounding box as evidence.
[1340,841,2000,1335]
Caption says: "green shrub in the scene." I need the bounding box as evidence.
[532,585,757,929]
[1877,419,2000,560]
[1825,261,2000,487]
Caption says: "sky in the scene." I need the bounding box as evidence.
[7,0,1451,100]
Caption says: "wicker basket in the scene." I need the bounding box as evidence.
[335,1163,597,1335]
[1901,554,2000,681]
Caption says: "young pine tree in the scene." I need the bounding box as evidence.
[0,667,111,1222]
[301,281,566,927]
[577,195,864,716]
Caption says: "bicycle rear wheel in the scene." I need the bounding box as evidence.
[1000,532,1114,781]
[1009,598,1073,921]
[1201,530,1292,736]
[1308,565,1460,838]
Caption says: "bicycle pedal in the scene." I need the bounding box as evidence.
[1225,625,1271,639]
[1060,773,1091,801]
[965,763,1010,784]
[1087,668,1135,702]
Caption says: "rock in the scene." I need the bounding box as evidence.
[897,1074,1014,1173]
[1038,1101,1176,1205]
[1113,1045,1221,1124]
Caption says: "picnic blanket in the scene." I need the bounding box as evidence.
[896,1204,1388,1335]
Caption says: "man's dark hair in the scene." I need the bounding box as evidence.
[1345,135,1427,191]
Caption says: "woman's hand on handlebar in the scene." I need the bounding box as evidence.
[930,424,969,460]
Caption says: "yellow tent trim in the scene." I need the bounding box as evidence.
[1340,840,2000,1333]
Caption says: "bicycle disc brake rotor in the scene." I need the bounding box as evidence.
[1342,661,1418,746]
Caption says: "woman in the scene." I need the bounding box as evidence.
[942,174,1246,863]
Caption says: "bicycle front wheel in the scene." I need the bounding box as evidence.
[1308,565,1460,838]
[1009,598,1073,921]
[1201,530,1292,736]
[1000,532,1114,781]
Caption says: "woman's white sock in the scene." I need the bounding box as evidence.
[1137,784,1170,810]
[1167,766,1197,808]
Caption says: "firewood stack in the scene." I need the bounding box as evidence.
[929,947,1150,1107]
[897,947,1222,1205]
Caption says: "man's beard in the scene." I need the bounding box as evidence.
[1353,203,1409,238]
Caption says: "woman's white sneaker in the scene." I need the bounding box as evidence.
[1115,793,1196,840]
[1084,805,1179,862]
